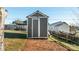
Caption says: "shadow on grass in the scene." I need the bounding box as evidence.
[4,32,27,39]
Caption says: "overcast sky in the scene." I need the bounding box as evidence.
[5,7,79,26]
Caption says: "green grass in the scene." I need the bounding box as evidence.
[5,30,79,51]
[4,30,27,51]
[48,35,79,51]
[4,38,27,51]
[4,30,27,34]
[4,30,27,39]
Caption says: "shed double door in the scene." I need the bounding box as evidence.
[33,19,38,37]
[32,18,47,38]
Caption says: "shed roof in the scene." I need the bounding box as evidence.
[26,10,48,18]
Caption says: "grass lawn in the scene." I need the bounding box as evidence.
[4,38,27,51]
[4,30,27,51]
[4,30,27,39]
[48,35,79,51]
[5,30,76,51]
[4,30,27,34]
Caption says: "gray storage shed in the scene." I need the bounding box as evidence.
[27,10,48,38]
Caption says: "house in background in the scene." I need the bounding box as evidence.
[4,20,27,31]
[49,21,70,34]
[27,10,48,38]
[14,20,27,31]
[69,26,76,35]
[5,24,16,30]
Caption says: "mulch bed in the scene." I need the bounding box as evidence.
[23,39,68,51]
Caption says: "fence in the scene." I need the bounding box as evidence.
[49,31,79,45]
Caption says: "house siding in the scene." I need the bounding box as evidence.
[28,18,32,37]
[49,22,70,34]
[40,18,47,37]
[33,20,38,37]
[58,24,70,33]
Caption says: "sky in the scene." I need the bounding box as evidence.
[5,7,79,26]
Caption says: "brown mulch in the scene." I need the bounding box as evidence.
[23,39,69,51]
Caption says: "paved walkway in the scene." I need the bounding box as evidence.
[23,39,68,51]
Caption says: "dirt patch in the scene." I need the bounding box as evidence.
[23,39,68,51]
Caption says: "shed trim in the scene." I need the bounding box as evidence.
[26,10,49,18]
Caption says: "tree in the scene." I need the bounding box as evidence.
[69,25,76,35]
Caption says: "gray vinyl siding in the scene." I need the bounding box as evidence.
[40,18,47,37]
[28,18,32,37]
[27,11,48,38]
[33,20,38,37]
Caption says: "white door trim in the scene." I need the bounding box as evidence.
[38,17,40,37]
[28,16,48,38]
[32,18,33,38]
